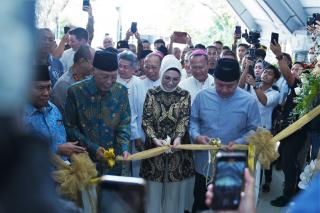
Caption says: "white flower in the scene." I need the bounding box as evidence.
[312,61,320,77]
[294,87,302,95]
[298,159,320,189]
[164,135,172,154]
[300,74,309,85]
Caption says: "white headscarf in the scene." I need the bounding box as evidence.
[159,54,182,92]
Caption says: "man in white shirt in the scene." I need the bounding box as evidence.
[242,64,281,198]
[60,27,93,73]
[179,49,215,103]
[117,50,139,89]
[181,50,193,81]
[130,52,163,177]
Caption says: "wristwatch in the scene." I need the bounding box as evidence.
[276,54,283,60]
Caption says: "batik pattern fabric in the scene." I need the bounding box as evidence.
[64,78,131,175]
[140,86,194,182]
[24,101,66,154]
[48,55,64,86]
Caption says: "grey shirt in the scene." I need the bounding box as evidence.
[52,69,76,114]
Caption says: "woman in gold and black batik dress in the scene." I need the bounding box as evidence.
[140,54,194,213]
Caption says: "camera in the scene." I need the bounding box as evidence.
[98,175,146,213]
[242,29,261,48]
[83,0,90,11]
[211,151,247,210]
[307,13,320,26]
[234,26,241,39]
[131,22,137,33]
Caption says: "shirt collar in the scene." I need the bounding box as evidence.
[47,55,53,65]
[87,77,113,96]
[146,78,160,86]
[25,102,53,116]
[213,87,239,100]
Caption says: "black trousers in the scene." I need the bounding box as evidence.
[280,129,307,197]
[263,159,278,183]
[192,172,209,213]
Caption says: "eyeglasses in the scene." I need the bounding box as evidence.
[119,64,132,69]
[143,65,160,70]
[191,65,206,70]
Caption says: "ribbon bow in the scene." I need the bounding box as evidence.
[103,148,116,168]
[209,138,222,166]
[209,138,222,148]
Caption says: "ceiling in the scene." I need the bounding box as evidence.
[226,0,319,36]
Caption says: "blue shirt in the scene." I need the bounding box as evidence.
[48,55,64,86]
[288,173,320,213]
[24,101,66,154]
[190,87,261,175]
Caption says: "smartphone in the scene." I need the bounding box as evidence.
[211,151,247,211]
[131,22,138,33]
[98,175,146,213]
[83,0,90,11]
[173,31,187,44]
[271,32,279,45]
[64,26,70,34]
[235,26,241,39]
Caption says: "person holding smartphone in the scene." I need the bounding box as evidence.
[205,168,256,213]
[270,41,308,207]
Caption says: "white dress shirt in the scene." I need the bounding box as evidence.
[179,75,215,104]
[248,86,280,130]
[116,75,139,90]
[276,75,289,104]
[60,48,75,73]
[180,69,189,81]
[130,78,161,141]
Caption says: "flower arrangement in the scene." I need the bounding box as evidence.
[292,21,320,118]
[296,20,320,189]
[298,157,320,189]
[292,65,320,118]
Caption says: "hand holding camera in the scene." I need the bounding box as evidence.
[134,31,141,40]
[170,33,177,43]
[82,0,90,11]
[206,168,256,213]
[246,74,256,87]
[61,32,69,44]
[270,41,282,57]
[125,28,134,41]
[186,34,193,46]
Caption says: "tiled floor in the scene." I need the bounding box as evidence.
[257,169,285,213]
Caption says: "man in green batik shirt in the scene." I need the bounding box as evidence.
[64,50,130,175]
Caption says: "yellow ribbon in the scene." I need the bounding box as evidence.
[115,144,248,161]
[270,105,320,143]
[99,106,320,174]
[247,144,255,173]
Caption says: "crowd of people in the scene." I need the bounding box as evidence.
[25,5,320,213]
